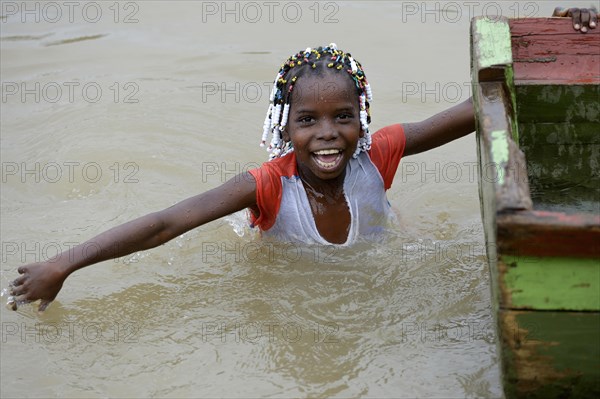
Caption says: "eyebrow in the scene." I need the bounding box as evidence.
[293,105,357,114]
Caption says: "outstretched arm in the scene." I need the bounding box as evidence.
[10,173,257,311]
[402,98,475,157]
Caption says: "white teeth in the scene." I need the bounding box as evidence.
[313,149,341,155]
[315,158,337,168]
[314,154,341,169]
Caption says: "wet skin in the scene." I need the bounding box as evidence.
[283,71,363,244]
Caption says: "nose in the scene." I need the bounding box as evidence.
[317,118,339,141]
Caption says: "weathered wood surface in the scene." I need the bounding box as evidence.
[471,17,533,216]
[500,310,600,398]
[516,84,600,123]
[497,255,600,311]
[509,18,600,85]
[473,15,600,291]
[471,16,600,399]
[475,83,533,213]
[497,210,600,259]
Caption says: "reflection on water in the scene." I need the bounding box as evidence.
[45,34,107,47]
[2,1,563,397]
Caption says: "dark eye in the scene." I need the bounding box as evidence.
[298,116,314,125]
[338,113,354,121]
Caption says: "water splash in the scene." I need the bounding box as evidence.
[1,286,35,311]
[1,287,17,310]
[225,210,252,238]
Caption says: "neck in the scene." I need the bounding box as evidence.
[297,165,346,199]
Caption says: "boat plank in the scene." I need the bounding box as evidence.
[510,18,600,84]
[497,255,600,311]
[516,85,600,123]
[500,309,600,398]
[497,210,600,258]
[472,16,600,398]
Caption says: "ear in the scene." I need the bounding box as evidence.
[281,127,290,142]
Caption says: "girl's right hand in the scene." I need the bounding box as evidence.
[10,262,67,312]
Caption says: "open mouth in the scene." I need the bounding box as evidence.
[312,149,343,170]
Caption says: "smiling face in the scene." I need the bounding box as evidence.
[284,71,363,185]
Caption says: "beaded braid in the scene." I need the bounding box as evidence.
[261,43,373,160]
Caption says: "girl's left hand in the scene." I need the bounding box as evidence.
[553,7,597,33]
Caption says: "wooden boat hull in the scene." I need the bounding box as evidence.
[470,17,600,398]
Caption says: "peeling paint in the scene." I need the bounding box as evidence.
[474,18,512,69]
[490,130,509,186]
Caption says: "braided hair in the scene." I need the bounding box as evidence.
[261,43,373,160]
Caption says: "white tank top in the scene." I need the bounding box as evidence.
[263,152,394,246]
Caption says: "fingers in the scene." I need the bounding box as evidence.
[11,275,26,287]
[9,275,27,301]
[560,7,597,33]
[577,8,598,32]
[5,295,30,311]
[581,8,591,33]
[9,278,41,302]
[9,282,27,297]
[38,300,52,312]
[11,266,29,293]
[10,272,30,298]
[7,265,55,311]
[589,9,597,29]
[569,8,582,31]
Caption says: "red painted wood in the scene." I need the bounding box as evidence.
[497,210,600,258]
[509,18,600,84]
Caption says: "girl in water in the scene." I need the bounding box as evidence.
[7,8,596,311]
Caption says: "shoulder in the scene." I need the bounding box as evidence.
[247,152,297,230]
[371,124,405,147]
[368,124,406,190]
[249,152,297,180]
[369,123,406,160]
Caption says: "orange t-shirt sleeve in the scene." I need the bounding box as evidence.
[248,164,281,231]
[248,154,297,231]
[368,124,406,190]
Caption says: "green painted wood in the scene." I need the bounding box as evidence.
[516,85,600,123]
[472,17,512,70]
[518,122,600,145]
[500,310,600,398]
[472,16,600,399]
[521,134,600,212]
[490,130,510,186]
[501,255,600,311]
[518,117,600,214]
[471,16,520,143]
[470,15,528,315]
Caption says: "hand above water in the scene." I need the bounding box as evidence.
[8,262,67,312]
